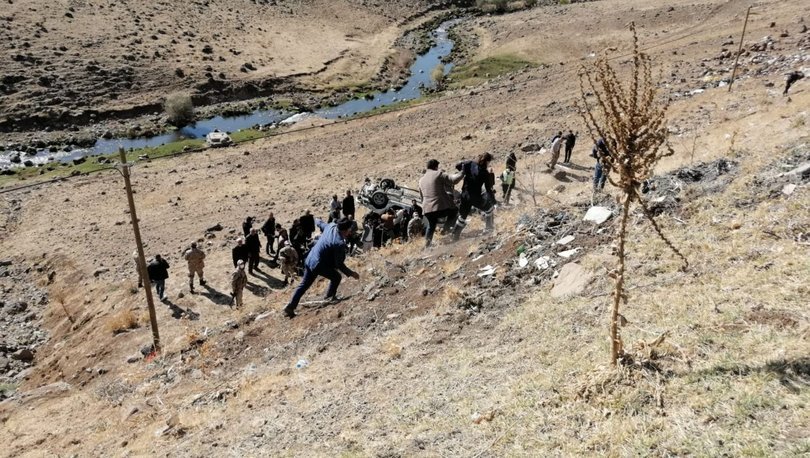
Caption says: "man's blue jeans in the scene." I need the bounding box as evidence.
[286,266,341,312]
[153,280,166,300]
[594,161,607,190]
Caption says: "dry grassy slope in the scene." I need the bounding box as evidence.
[0,0,435,119]
[0,0,809,455]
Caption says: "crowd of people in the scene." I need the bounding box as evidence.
[136,134,610,318]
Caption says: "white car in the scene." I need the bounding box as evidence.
[358,178,421,214]
[205,130,232,147]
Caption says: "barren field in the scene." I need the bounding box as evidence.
[0,0,808,456]
[0,0,441,135]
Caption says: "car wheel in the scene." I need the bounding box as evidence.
[370,191,389,209]
[380,178,395,190]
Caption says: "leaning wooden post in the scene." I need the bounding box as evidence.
[118,147,161,352]
[728,5,752,92]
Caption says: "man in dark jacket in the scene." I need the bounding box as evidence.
[273,223,289,263]
[232,237,250,267]
[506,152,517,172]
[283,218,360,318]
[300,210,316,240]
[564,130,577,163]
[146,254,170,301]
[261,212,276,255]
[242,216,254,237]
[452,153,495,240]
[419,159,464,247]
[245,228,262,274]
[592,138,610,191]
[342,190,355,219]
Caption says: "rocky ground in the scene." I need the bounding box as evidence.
[0,0,808,455]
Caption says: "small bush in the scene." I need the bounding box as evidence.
[430,64,446,90]
[108,309,141,335]
[164,92,195,126]
[476,0,509,13]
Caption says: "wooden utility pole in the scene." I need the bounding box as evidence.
[118,148,161,352]
[728,5,752,92]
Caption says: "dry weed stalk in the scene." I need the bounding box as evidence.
[576,24,688,366]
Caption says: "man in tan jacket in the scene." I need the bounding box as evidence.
[183,242,206,293]
[419,159,464,248]
[231,260,248,308]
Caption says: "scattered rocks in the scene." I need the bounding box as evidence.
[550,263,591,298]
[93,268,110,277]
[11,348,34,362]
[583,207,613,225]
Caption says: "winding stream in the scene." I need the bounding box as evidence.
[1,21,458,170]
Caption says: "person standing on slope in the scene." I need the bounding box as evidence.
[261,212,276,255]
[245,228,262,274]
[451,153,495,241]
[283,218,360,318]
[230,260,248,308]
[342,190,355,219]
[183,242,206,293]
[564,130,577,164]
[548,132,563,170]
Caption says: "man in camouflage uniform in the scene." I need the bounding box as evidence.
[183,242,207,293]
[231,260,248,308]
[278,241,299,285]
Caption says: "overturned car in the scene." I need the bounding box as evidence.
[358,178,421,214]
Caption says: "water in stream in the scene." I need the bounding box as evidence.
[1,21,457,170]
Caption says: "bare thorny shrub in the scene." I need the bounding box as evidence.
[576,24,688,366]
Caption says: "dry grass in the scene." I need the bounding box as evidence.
[440,258,464,277]
[107,309,141,335]
[439,284,464,308]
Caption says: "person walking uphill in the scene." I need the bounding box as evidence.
[452,153,496,241]
[419,159,464,248]
[146,254,170,301]
[183,242,206,293]
[283,218,360,318]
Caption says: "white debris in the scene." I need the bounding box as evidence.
[557,248,582,259]
[280,112,310,125]
[782,184,797,196]
[534,256,554,270]
[518,253,529,268]
[556,235,575,245]
[584,206,613,224]
[472,254,485,262]
[478,265,497,277]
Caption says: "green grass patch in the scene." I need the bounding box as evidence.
[447,54,536,88]
[0,382,17,397]
[230,128,267,143]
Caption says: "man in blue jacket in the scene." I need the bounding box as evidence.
[283,218,360,318]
